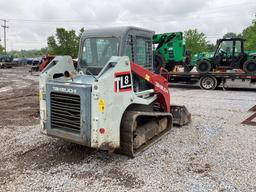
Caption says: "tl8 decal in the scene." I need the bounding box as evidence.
[114,71,132,92]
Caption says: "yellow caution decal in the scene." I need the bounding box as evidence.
[98,98,105,112]
[145,74,150,81]
[39,91,42,101]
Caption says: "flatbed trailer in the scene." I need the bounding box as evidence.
[160,70,256,90]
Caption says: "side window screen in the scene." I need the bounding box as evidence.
[125,35,133,61]
[135,37,152,68]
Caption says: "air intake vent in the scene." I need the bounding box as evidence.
[50,92,81,133]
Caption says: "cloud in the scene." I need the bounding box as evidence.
[0,0,255,50]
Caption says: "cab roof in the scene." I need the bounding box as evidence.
[81,26,155,38]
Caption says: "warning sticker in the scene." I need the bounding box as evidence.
[39,90,42,101]
[145,74,150,81]
[98,98,105,112]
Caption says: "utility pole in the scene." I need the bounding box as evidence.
[1,19,8,53]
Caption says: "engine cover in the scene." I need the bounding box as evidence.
[46,81,92,146]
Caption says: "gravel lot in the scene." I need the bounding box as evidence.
[0,67,256,192]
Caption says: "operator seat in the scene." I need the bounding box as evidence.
[214,53,223,66]
[232,53,246,68]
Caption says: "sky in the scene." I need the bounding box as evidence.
[0,0,255,51]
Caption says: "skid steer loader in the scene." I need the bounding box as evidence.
[39,26,191,157]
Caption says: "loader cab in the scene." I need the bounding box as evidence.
[213,38,245,69]
[78,26,154,75]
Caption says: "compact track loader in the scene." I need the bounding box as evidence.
[39,26,191,157]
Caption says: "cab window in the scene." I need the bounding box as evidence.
[135,37,152,68]
[234,40,242,56]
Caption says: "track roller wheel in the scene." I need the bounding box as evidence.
[119,111,173,157]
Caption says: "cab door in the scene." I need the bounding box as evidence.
[231,39,244,68]
[214,39,233,67]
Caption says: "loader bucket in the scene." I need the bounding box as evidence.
[170,105,191,126]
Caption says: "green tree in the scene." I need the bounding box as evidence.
[40,47,49,55]
[0,44,4,54]
[8,49,47,58]
[47,28,84,58]
[241,17,256,50]
[207,43,215,52]
[184,29,209,55]
[223,32,237,38]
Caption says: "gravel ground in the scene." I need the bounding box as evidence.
[0,67,256,192]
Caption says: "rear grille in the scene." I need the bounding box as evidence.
[50,92,81,133]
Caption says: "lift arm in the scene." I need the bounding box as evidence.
[130,63,170,112]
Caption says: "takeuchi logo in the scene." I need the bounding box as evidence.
[52,86,77,94]
[155,82,169,94]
